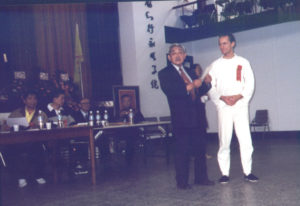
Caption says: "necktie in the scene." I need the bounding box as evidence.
[179,67,196,101]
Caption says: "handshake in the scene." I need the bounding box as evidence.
[186,74,212,92]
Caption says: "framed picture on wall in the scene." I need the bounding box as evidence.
[112,86,140,117]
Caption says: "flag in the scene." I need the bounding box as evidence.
[74,23,84,97]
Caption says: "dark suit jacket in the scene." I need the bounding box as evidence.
[114,108,145,123]
[158,64,211,130]
[72,110,88,124]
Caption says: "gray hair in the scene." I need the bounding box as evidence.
[168,43,186,54]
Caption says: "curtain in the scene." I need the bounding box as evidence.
[32,3,91,98]
[0,3,121,102]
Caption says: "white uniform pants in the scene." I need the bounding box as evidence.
[217,105,253,176]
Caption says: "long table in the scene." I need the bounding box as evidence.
[0,126,96,185]
[0,121,172,186]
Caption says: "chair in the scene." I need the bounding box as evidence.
[139,117,168,163]
[159,116,173,137]
[140,117,167,140]
[250,110,270,134]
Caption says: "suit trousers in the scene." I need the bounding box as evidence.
[217,105,253,176]
[174,127,208,186]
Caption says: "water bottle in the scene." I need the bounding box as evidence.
[37,110,44,129]
[103,110,109,126]
[128,109,134,124]
[95,110,101,126]
[89,111,94,127]
[57,111,63,128]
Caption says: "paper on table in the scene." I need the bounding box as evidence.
[7,117,29,127]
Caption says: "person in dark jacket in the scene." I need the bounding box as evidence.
[114,94,145,165]
[158,44,214,189]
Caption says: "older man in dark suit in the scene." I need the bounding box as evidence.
[158,44,214,189]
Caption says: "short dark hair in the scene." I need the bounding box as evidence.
[52,89,65,100]
[219,33,236,43]
[168,44,186,55]
[22,90,38,100]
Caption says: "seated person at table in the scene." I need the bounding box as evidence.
[72,97,91,123]
[116,94,144,123]
[44,89,75,126]
[6,90,48,188]
[115,94,145,165]
[43,89,76,177]
[71,97,92,175]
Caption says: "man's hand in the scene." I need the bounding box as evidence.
[220,94,243,106]
[220,96,231,105]
[186,83,195,92]
[193,79,202,88]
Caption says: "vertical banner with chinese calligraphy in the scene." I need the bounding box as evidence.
[118,1,179,117]
[144,0,159,90]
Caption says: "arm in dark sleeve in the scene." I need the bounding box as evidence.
[158,69,188,98]
[197,82,211,97]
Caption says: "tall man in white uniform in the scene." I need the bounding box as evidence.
[208,33,258,184]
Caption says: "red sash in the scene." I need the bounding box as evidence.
[237,65,242,81]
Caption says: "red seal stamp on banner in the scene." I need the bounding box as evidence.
[236,65,242,81]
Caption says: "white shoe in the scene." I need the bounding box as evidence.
[36,178,46,185]
[18,179,27,188]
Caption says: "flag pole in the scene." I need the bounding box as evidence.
[79,63,84,98]
[74,23,85,98]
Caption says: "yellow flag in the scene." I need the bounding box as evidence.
[74,23,84,96]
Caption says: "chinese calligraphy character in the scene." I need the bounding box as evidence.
[150,52,156,61]
[147,24,154,34]
[148,38,155,48]
[145,1,152,8]
[145,11,154,21]
[151,79,159,89]
[151,65,157,74]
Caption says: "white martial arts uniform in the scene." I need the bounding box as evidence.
[208,54,255,176]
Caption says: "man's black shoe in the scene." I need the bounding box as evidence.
[177,183,192,190]
[218,175,229,184]
[195,179,215,186]
[244,174,259,183]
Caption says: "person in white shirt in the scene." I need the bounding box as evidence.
[208,33,258,184]
[44,89,75,126]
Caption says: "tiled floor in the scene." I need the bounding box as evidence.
[2,133,300,206]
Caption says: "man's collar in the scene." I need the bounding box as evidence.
[80,110,88,116]
[47,103,63,112]
[25,107,36,114]
[222,53,236,59]
[172,63,181,72]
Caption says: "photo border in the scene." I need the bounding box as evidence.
[112,85,140,117]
